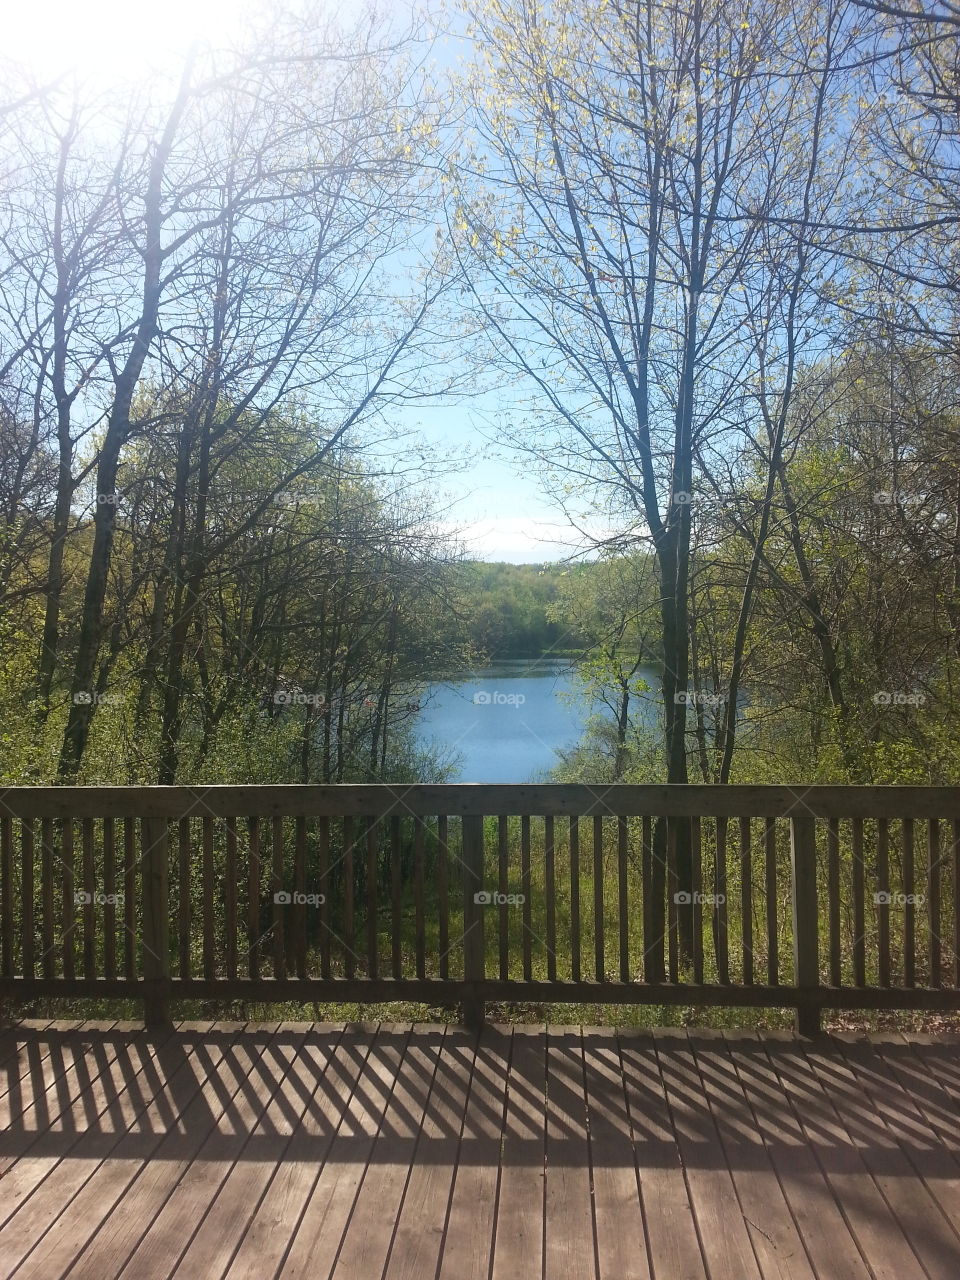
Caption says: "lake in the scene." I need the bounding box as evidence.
[415,657,661,782]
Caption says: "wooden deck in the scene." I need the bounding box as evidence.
[1,1022,960,1278]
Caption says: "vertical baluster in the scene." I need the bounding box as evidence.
[618,816,629,983]
[852,818,865,986]
[437,816,449,981]
[667,817,679,983]
[521,815,532,980]
[461,814,485,1030]
[691,816,703,984]
[545,816,556,982]
[593,815,604,982]
[827,818,841,986]
[569,817,581,984]
[178,817,191,980]
[41,816,54,979]
[61,818,74,980]
[790,815,821,1037]
[642,815,656,983]
[366,818,378,980]
[341,816,354,980]
[414,816,425,981]
[225,816,238,981]
[877,818,890,987]
[498,815,509,981]
[715,816,729,984]
[22,819,35,979]
[248,816,261,981]
[295,815,308,979]
[272,816,286,980]
[81,817,95,979]
[141,817,171,1025]
[0,816,12,977]
[903,817,915,988]
[391,816,402,980]
[103,817,116,980]
[928,818,941,987]
[740,817,753,985]
[123,817,136,980]
[765,818,778,985]
[202,817,214,980]
[742,814,757,983]
[317,815,330,980]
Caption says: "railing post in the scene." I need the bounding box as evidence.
[461,815,485,1032]
[141,817,171,1027]
[790,815,821,1037]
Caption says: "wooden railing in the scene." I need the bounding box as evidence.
[1,785,959,1033]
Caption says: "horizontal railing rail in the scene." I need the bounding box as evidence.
[1,784,958,1033]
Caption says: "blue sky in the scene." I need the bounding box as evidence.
[4,0,602,564]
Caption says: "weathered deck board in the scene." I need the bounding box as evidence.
[0,1022,958,1279]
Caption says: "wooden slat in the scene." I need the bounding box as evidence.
[391,815,402,980]
[414,816,425,980]
[225,816,238,981]
[437,816,449,980]
[7,781,960,819]
[593,815,604,982]
[41,816,54,979]
[545,815,556,982]
[569,817,581,984]
[877,817,890,987]
[641,814,654,981]
[715,816,729,983]
[764,818,778,985]
[81,817,95,979]
[491,1026,545,1280]
[295,815,308,979]
[618,1030,706,1277]
[691,815,703,984]
[388,1028,478,1278]
[522,814,532,981]
[123,817,135,980]
[903,817,915,987]
[366,818,378,980]
[852,817,865,986]
[317,815,330,980]
[341,815,354,980]
[103,817,116,980]
[247,815,261,981]
[928,818,941,986]
[667,817,678,984]
[1,815,12,977]
[953,819,960,989]
[740,817,753,986]
[61,817,74,980]
[618,816,629,983]
[827,818,841,986]
[272,816,286,980]
[654,1031,763,1279]
[689,1031,815,1280]
[544,1028,595,1280]
[580,1029,649,1280]
[498,815,509,981]
[178,817,191,981]
[21,818,35,979]
[202,817,214,981]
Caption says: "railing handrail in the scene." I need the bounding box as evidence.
[3,782,960,819]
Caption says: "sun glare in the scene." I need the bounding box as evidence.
[2,0,262,83]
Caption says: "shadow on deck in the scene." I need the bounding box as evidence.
[1,1020,959,1278]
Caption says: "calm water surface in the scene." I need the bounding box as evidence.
[416,658,661,782]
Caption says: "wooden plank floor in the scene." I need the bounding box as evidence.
[1,1021,959,1279]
